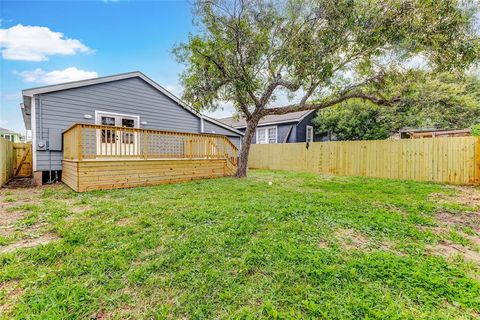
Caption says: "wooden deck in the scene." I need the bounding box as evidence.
[62,124,238,192]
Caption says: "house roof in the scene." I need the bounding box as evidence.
[217,110,315,129]
[21,71,244,136]
[0,127,19,134]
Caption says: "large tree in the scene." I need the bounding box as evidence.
[313,72,480,140]
[174,0,479,177]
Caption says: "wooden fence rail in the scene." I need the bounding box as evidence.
[0,138,14,187]
[248,137,480,185]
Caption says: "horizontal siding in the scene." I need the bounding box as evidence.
[203,119,237,136]
[35,77,240,171]
[228,136,241,150]
[203,119,241,149]
[63,158,230,192]
[295,111,317,142]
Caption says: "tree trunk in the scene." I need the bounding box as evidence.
[235,118,259,178]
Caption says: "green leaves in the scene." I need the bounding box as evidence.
[313,72,480,140]
[174,0,479,114]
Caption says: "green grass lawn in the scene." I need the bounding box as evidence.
[1,170,479,319]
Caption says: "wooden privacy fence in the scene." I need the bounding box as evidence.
[248,136,480,185]
[13,143,32,177]
[0,139,33,187]
[0,138,14,186]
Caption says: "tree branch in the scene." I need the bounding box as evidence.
[299,80,319,105]
[261,92,400,116]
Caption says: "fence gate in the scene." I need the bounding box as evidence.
[13,143,32,177]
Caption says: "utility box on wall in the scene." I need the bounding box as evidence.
[48,129,63,151]
[36,140,47,151]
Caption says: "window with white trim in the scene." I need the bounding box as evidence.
[256,126,277,144]
[306,125,314,142]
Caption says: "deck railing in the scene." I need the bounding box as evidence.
[63,123,238,166]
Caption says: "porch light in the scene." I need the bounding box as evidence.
[84,114,93,119]
[140,121,148,125]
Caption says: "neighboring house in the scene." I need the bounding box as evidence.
[0,127,25,142]
[20,71,244,184]
[218,110,318,144]
[398,127,471,139]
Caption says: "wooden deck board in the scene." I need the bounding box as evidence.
[62,158,230,192]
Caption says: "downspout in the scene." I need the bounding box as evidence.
[39,95,43,141]
[31,96,37,172]
[200,117,205,133]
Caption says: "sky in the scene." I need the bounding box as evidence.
[0,0,236,134]
[1,1,479,134]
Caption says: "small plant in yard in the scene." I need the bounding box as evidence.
[0,171,479,319]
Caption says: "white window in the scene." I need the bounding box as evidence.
[256,126,277,144]
[94,111,141,156]
[306,125,314,142]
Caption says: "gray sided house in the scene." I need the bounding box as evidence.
[218,110,317,144]
[20,71,243,183]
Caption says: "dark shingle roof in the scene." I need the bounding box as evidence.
[217,110,315,128]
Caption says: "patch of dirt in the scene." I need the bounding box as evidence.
[333,228,393,252]
[318,240,329,249]
[429,241,480,265]
[1,187,42,203]
[451,186,480,207]
[0,279,23,316]
[0,187,43,238]
[60,198,92,214]
[94,310,112,320]
[115,218,132,226]
[2,178,35,189]
[432,186,480,210]
[436,211,480,233]
[424,186,480,265]
[335,228,370,250]
[0,233,58,254]
[0,187,61,254]
[0,211,25,237]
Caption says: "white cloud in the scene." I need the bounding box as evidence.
[0,24,91,61]
[15,67,98,85]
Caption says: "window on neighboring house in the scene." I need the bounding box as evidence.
[256,126,277,144]
[306,125,314,142]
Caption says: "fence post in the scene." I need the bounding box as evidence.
[77,125,83,161]
[143,131,148,159]
[475,137,480,184]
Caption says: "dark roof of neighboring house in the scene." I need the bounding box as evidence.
[21,71,244,136]
[217,110,315,129]
[0,127,19,134]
